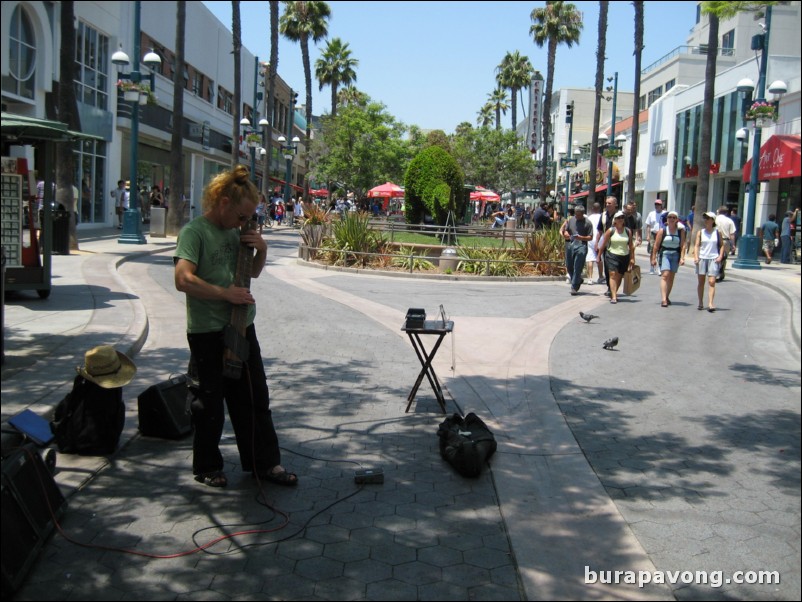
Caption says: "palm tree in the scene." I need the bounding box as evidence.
[337,85,368,108]
[167,0,186,236]
[231,0,242,168]
[488,87,510,131]
[477,103,494,128]
[588,1,608,209]
[495,51,533,132]
[280,0,331,199]
[530,1,583,197]
[693,8,719,228]
[315,37,358,118]
[55,1,79,249]
[626,1,644,207]
[263,0,279,199]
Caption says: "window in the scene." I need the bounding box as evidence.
[73,138,108,224]
[665,79,675,92]
[192,70,203,96]
[75,22,109,110]
[721,30,735,56]
[2,5,36,99]
[647,86,663,107]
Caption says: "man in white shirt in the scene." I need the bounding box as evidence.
[644,199,666,273]
[110,180,128,229]
[715,206,736,281]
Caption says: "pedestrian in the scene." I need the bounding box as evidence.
[255,193,268,233]
[561,203,594,295]
[585,202,602,284]
[597,196,619,289]
[598,210,635,304]
[729,206,741,255]
[533,201,553,230]
[715,206,736,281]
[623,201,644,248]
[650,210,686,307]
[780,208,799,264]
[693,211,727,312]
[111,180,128,228]
[275,200,285,225]
[174,165,297,489]
[759,214,780,264]
[644,199,665,273]
[685,204,696,252]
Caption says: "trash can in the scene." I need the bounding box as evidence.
[52,210,70,255]
[439,247,459,273]
[150,207,166,238]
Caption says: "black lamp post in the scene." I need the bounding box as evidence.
[278,135,300,205]
[112,0,160,245]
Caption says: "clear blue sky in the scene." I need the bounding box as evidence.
[201,1,700,133]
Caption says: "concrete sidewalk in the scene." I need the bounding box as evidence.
[2,226,800,601]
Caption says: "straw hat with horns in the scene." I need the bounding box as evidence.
[77,345,137,388]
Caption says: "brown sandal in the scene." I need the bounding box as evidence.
[195,471,227,488]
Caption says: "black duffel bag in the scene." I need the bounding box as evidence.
[437,412,497,477]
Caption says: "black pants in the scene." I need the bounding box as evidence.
[187,324,280,476]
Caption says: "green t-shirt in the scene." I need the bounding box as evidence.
[174,216,256,333]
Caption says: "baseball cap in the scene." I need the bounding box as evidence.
[654,199,663,205]
[703,211,717,220]
[613,211,625,219]
[668,211,679,218]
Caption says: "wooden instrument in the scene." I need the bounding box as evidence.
[222,219,256,378]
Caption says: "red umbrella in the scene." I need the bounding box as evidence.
[310,188,329,197]
[367,181,405,198]
[469,186,500,202]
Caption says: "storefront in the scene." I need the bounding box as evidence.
[742,134,801,219]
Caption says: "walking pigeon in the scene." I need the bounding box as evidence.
[579,311,598,323]
[602,336,619,350]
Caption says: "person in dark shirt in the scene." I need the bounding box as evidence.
[533,201,553,230]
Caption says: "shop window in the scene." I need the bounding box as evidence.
[2,5,37,100]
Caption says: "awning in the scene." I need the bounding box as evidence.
[742,134,801,181]
[1,112,103,142]
[269,176,302,192]
[570,181,622,200]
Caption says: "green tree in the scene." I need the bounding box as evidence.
[337,85,368,108]
[404,146,465,225]
[451,127,533,195]
[488,87,510,131]
[310,101,407,199]
[425,130,451,153]
[477,103,494,128]
[315,37,358,117]
[530,1,583,196]
[280,0,331,198]
[263,0,280,199]
[626,1,644,207]
[495,50,534,131]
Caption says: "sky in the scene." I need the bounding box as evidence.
[201,1,700,133]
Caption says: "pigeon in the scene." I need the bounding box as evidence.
[579,311,598,323]
[602,336,619,350]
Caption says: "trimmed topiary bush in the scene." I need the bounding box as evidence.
[404,146,465,226]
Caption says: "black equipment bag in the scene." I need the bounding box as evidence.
[437,412,497,478]
[50,375,125,455]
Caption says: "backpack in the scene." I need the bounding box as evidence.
[50,375,125,455]
[437,413,497,478]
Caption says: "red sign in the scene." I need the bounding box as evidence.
[743,135,802,181]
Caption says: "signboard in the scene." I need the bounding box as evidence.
[529,76,544,154]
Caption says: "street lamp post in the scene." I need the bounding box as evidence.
[562,101,576,214]
[240,116,269,183]
[112,0,160,244]
[606,72,619,200]
[278,135,301,205]
[733,6,786,270]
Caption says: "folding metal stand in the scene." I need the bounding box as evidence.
[401,320,454,413]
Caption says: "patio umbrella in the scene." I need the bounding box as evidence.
[469,186,500,202]
[367,181,405,198]
[309,188,329,197]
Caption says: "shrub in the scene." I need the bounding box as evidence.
[328,211,385,266]
[404,146,465,225]
[457,246,520,277]
[515,226,565,275]
[392,246,436,272]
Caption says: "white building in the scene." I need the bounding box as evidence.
[2,1,305,229]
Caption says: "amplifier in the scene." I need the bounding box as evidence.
[405,308,426,329]
[137,375,193,439]
[1,444,65,598]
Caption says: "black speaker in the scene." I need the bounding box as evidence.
[137,375,193,439]
[1,444,66,598]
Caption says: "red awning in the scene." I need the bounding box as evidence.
[569,181,621,200]
[742,134,801,181]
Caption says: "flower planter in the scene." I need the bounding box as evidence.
[754,117,774,129]
[138,93,148,105]
[123,89,140,102]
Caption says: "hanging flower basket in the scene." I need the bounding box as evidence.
[602,148,621,160]
[744,101,777,123]
[124,89,140,102]
[245,133,262,148]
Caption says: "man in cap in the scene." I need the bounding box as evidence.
[644,199,666,273]
[715,206,736,281]
[561,203,594,295]
[780,208,799,264]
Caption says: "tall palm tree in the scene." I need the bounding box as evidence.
[263,0,279,199]
[488,87,510,131]
[231,0,242,168]
[337,85,368,108]
[315,37,358,118]
[55,1,80,249]
[167,0,186,236]
[693,9,719,227]
[626,1,644,207]
[588,0,608,209]
[280,0,331,199]
[477,103,495,128]
[495,51,533,132]
[530,1,583,197]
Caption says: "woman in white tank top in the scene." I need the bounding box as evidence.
[693,211,727,312]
